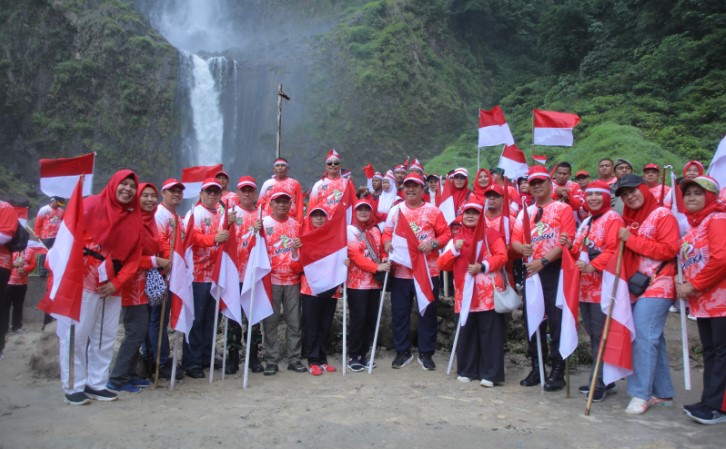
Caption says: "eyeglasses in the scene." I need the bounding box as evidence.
[326,161,341,166]
[534,206,543,223]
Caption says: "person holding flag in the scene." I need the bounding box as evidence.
[675,175,726,425]
[613,174,679,415]
[512,165,576,391]
[382,173,451,370]
[437,202,508,387]
[34,196,64,277]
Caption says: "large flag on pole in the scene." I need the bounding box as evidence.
[707,135,726,188]
[181,164,224,198]
[170,215,195,339]
[497,144,529,181]
[38,177,85,321]
[600,250,636,384]
[478,106,515,147]
[522,201,545,338]
[390,207,434,314]
[39,153,94,198]
[240,217,274,326]
[300,200,348,295]
[533,110,580,147]
[211,204,243,326]
[556,248,581,359]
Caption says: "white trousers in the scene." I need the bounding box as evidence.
[57,291,121,394]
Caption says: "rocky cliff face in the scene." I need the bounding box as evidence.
[0,0,179,204]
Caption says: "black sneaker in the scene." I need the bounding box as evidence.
[264,363,279,376]
[687,405,726,425]
[683,402,705,416]
[417,353,436,371]
[64,392,91,406]
[578,382,617,395]
[348,357,365,372]
[185,368,205,379]
[287,360,307,373]
[590,388,606,402]
[84,387,118,402]
[392,351,414,369]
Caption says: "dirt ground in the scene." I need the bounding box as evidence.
[0,280,723,449]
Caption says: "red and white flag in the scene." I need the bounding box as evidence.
[300,200,348,295]
[438,178,457,225]
[39,153,94,198]
[556,248,581,359]
[521,201,545,338]
[707,134,726,187]
[38,177,85,322]
[670,170,689,236]
[181,164,223,198]
[533,110,580,147]
[240,216,274,326]
[170,215,195,339]
[532,153,547,166]
[390,207,434,314]
[459,211,487,326]
[362,163,375,180]
[599,251,635,385]
[497,145,529,181]
[211,205,243,326]
[478,106,515,147]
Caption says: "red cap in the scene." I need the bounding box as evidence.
[462,202,483,212]
[161,178,185,191]
[215,170,229,179]
[201,178,222,190]
[393,164,407,173]
[575,170,590,178]
[326,149,341,162]
[643,164,659,172]
[354,199,374,210]
[527,165,551,182]
[402,173,425,186]
[270,190,292,201]
[451,167,469,178]
[307,206,329,217]
[236,176,256,189]
[408,159,424,173]
[485,184,505,196]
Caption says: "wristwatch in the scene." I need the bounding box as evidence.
[540,257,550,267]
[431,240,439,250]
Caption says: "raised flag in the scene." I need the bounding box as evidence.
[300,200,348,295]
[707,134,726,188]
[478,106,515,147]
[522,200,545,338]
[497,145,529,181]
[600,247,635,385]
[240,213,274,325]
[438,178,457,225]
[556,248,581,359]
[181,164,224,198]
[532,153,547,166]
[170,214,195,339]
[390,207,434,314]
[533,109,580,147]
[362,163,375,180]
[39,153,94,198]
[38,177,85,321]
[211,204,243,326]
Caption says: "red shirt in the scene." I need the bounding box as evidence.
[512,201,576,260]
[187,203,225,283]
[8,251,37,285]
[34,204,64,240]
[0,201,18,270]
[346,225,385,290]
[309,176,356,218]
[258,177,304,222]
[154,204,179,259]
[262,215,302,285]
[552,180,584,211]
[231,205,259,281]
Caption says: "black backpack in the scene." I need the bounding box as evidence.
[6,220,29,252]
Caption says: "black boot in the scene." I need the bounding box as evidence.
[543,360,566,392]
[248,349,264,373]
[520,358,547,387]
[226,350,240,375]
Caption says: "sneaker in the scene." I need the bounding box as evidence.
[625,397,650,415]
[129,377,151,388]
[590,388,606,402]
[185,368,205,379]
[480,379,494,388]
[347,358,365,372]
[12,328,25,334]
[84,387,119,402]
[648,397,673,408]
[687,406,726,425]
[687,314,697,321]
[106,381,141,393]
[683,402,704,416]
[392,352,414,369]
[457,376,471,383]
[263,363,278,376]
[64,392,91,406]
[669,305,678,313]
[417,353,436,371]
[361,357,376,369]
[579,382,617,395]
[287,360,307,373]
[320,364,337,373]
[309,364,323,376]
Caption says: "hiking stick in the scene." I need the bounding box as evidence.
[342,283,348,376]
[209,294,222,384]
[447,314,462,376]
[221,316,228,381]
[242,267,256,390]
[368,272,389,375]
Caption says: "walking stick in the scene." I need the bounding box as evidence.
[169,332,181,391]
[242,266,257,390]
[342,283,348,376]
[585,241,625,415]
[221,316,228,381]
[368,272,389,375]
[536,328,546,394]
[677,262,692,390]
[209,295,222,384]
[566,358,570,398]
[447,315,462,376]
[68,323,75,389]
[154,218,177,389]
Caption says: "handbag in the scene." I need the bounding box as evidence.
[483,233,522,313]
[145,268,167,307]
[627,262,667,297]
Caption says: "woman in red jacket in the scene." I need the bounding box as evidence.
[676,176,726,425]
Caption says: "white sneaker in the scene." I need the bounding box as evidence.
[480,379,494,388]
[457,376,470,383]
[687,314,697,321]
[625,397,650,415]
[669,305,678,313]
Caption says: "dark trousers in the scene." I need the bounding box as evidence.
[347,288,381,359]
[183,282,216,370]
[227,283,262,363]
[697,316,726,412]
[110,304,149,384]
[581,302,606,388]
[457,310,505,382]
[0,268,11,352]
[390,276,439,354]
[6,284,27,331]
[145,293,171,368]
[523,261,562,363]
[301,294,336,365]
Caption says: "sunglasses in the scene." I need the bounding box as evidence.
[326,161,341,166]
[203,188,222,195]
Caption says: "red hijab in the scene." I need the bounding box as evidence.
[84,169,142,261]
[472,168,492,200]
[447,172,471,212]
[138,182,161,256]
[583,181,612,218]
[683,160,704,178]
[621,183,659,235]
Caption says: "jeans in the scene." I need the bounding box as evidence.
[627,296,675,400]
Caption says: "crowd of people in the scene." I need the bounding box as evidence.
[0,151,724,426]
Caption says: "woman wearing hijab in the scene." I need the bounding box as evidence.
[613,174,679,415]
[471,168,492,205]
[107,183,169,393]
[560,181,623,402]
[375,170,399,228]
[675,176,726,425]
[57,170,142,405]
[437,202,507,387]
[683,160,705,180]
[345,200,390,372]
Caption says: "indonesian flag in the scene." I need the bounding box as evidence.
[532,153,547,166]
[533,110,580,147]
[501,180,511,245]
[39,153,94,198]
[240,215,274,325]
[497,145,529,181]
[170,214,195,339]
[211,204,243,326]
[38,177,85,321]
[390,207,434,314]
[300,199,348,295]
[478,106,515,147]
[459,211,487,326]
[438,178,457,225]
[522,201,545,338]
[362,163,375,180]
[556,248,580,359]
[599,249,635,385]
[707,135,726,187]
[670,171,689,236]
[181,164,223,198]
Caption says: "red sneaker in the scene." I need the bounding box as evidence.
[320,364,337,373]
[309,364,323,376]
